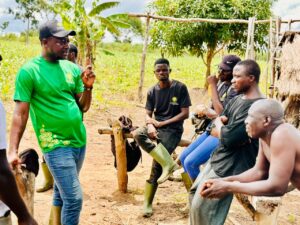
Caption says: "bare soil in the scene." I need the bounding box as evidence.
[6,88,300,225]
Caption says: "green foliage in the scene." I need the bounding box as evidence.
[9,0,40,28]
[150,0,274,87]
[151,0,273,56]
[42,0,130,66]
[0,40,269,105]
[0,22,9,33]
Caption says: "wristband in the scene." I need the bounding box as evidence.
[84,86,93,91]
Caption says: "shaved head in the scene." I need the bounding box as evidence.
[249,99,284,125]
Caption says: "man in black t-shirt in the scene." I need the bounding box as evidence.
[189,59,265,225]
[132,58,191,217]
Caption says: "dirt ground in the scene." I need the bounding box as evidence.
[5,88,300,225]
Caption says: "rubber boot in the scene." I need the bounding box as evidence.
[180,172,193,213]
[48,206,62,225]
[0,214,12,225]
[181,172,193,192]
[143,182,158,218]
[36,162,53,192]
[149,143,179,184]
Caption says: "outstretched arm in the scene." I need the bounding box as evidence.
[201,134,295,197]
[223,141,269,183]
[0,151,37,225]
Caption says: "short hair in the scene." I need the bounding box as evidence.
[236,59,260,83]
[68,43,78,57]
[154,58,170,67]
[250,99,284,125]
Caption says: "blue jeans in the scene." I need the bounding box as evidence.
[179,132,219,180]
[44,146,86,225]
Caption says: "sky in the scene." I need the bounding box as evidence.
[0,0,299,34]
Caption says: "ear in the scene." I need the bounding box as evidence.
[41,38,48,47]
[263,116,271,126]
[169,68,172,73]
[248,74,255,82]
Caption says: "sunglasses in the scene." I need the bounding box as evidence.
[49,36,70,46]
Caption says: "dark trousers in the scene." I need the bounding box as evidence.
[134,126,182,184]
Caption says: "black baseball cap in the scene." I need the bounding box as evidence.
[39,20,76,40]
[219,55,241,71]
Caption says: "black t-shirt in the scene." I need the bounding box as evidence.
[217,82,237,108]
[145,80,191,132]
[211,95,263,177]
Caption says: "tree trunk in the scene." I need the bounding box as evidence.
[78,40,85,66]
[26,18,30,45]
[204,47,215,89]
[85,38,93,67]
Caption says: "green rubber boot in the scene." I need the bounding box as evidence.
[149,143,179,184]
[48,206,62,225]
[37,162,53,193]
[181,172,193,192]
[143,182,158,218]
[0,214,12,225]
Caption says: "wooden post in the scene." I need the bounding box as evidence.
[112,120,128,193]
[14,168,35,215]
[234,194,282,225]
[138,14,151,103]
[269,17,274,97]
[253,196,281,225]
[245,17,256,60]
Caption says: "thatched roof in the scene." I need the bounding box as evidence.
[275,32,300,96]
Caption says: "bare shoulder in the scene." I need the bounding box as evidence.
[272,123,300,145]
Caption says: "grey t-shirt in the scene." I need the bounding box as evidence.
[211,95,263,177]
[0,100,6,150]
[145,80,191,132]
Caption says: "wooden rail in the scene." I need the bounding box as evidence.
[99,122,282,224]
[98,123,191,193]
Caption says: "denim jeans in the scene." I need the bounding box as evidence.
[179,131,219,180]
[44,146,86,225]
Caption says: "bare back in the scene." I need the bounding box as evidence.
[262,123,300,190]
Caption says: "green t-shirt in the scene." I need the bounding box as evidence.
[14,56,86,153]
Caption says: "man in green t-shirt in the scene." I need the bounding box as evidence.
[7,20,95,225]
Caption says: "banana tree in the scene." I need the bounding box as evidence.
[41,0,130,66]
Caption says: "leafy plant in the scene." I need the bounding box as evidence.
[41,0,130,66]
[150,0,274,88]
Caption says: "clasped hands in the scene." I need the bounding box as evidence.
[146,118,163,140]
[199,178,233,199]
[194,104,217,119]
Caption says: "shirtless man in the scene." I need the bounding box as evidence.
[201,99,300,198]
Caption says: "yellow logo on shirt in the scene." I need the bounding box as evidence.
[66,73,74,84]
[170,96,179,105]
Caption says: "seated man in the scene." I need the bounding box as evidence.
[133,58,191,217]
[200,99,300,198]
[179,55,241,184]
[189,59,265,225]
[0,99,37,225]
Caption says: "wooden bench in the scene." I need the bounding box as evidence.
[234,194,282,225]
[98,120,191,193]
[99,120,283,224]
